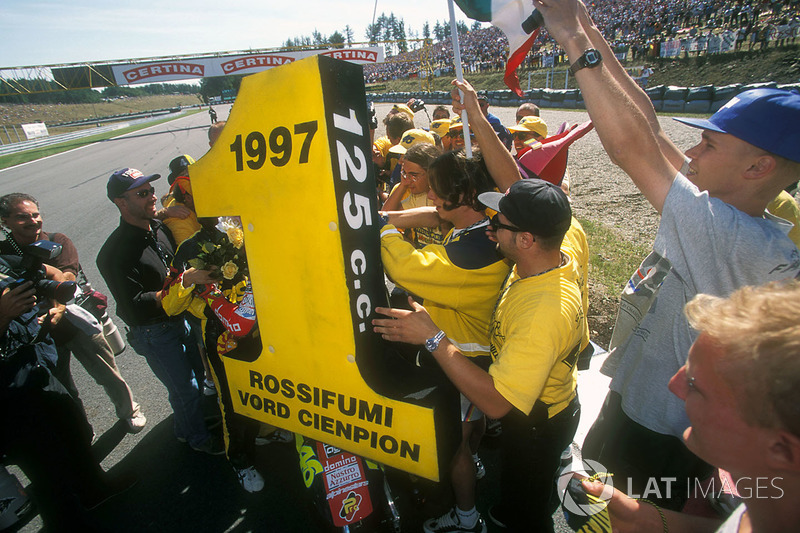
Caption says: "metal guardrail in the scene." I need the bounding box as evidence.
[0,110,185,157]
[51,107,181,128]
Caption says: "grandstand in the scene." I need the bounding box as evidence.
[363,0,799,83]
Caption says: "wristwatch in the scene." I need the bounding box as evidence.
[424,330,446,352]
[568,49,602,75]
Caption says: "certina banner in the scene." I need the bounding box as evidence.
[188,55,459,482]
[110,47,384,84]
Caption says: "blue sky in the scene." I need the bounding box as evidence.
[0,0,474,67]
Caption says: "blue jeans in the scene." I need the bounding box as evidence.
[129,318,209,447]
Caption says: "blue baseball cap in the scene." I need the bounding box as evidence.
[107,168,161,201]
[674,88,800,163]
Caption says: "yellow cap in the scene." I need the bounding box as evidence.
[429,119,451,138]
[388,128,437,155]
[391,103,415,121]
[508,116,548,139]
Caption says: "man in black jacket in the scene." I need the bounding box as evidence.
[97,168,222,455]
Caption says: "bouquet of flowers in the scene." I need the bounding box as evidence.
[187,217,248,284]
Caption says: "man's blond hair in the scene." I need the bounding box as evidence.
[685,280,800,437]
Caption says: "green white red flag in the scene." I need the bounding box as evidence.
[454,0,542,96]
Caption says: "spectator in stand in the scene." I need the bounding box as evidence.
[363,0,798,85]
[639,65,654,88]
[775,17,791,46]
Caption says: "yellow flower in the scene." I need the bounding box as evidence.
[221,261,239,280]
[227,227,244,249]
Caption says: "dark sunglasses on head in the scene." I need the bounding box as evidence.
[490,214,522,233]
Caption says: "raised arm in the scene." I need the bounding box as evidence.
[380,206,441,230]
[451,79,522,192]
[535,0,680,213]
[381,182,408,212]
[574,2,684,172]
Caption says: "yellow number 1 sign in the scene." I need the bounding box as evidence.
[189,55,458,481]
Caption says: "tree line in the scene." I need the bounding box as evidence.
[0,81,200,105]
[285,12,479,56]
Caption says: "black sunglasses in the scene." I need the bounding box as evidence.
[130,187,156,199]
[490,214,522,233]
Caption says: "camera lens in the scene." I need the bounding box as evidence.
[36,279,77,304]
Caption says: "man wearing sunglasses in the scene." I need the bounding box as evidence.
[98,168,223,456]
[375,178,588,532]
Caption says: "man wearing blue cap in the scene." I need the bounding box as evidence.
[97,168,223,455]
[534,0,800,511]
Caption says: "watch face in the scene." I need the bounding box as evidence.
[585,49,601,65]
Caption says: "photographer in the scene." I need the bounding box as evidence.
[0,256,133,531]
[0,193,146,434]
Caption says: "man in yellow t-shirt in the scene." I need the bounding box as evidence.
[374,179,588,533]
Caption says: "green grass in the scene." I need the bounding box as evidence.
[577,216,649,294]
[0,109,202,170]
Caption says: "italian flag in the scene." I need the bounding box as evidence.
[454,0,541,96]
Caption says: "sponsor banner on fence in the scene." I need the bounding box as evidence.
[21,122,48,140]
[110,47,384,85]
[660,39,682,58]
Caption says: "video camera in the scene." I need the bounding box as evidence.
[367,101,379,130]
[0,240,77,304]
[408,99,426,113]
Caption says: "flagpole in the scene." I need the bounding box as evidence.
[447,0,472,157]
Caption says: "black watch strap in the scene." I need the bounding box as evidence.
[568,48,602,76]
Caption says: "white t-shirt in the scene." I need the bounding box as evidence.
[603,173,800,437]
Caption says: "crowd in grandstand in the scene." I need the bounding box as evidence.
[365,0,800,83]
